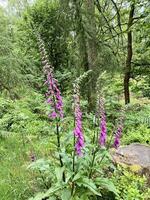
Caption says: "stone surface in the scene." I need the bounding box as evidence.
[111,143,150,182]
[112,143,150,167]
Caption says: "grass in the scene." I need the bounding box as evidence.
[0,132,56,200]
[0,133,31,199]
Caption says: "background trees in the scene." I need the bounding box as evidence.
[0,7,22,98]
[0,0,149,104]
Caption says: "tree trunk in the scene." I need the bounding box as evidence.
[73,0,91,108]
[73,0,89,73]
[85,0,98,110]
[73,0,97,111]
[124,4,135,104]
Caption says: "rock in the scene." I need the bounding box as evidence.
[111,143,150,183]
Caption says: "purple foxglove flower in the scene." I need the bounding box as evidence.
[114,126,123,149]
[47,98,52,104]
[73,84,84,156]
[45,71,63,119]
[113,110,125,149]
[37,34,63,120]
[114,136,120,148]
[50,111,57,119]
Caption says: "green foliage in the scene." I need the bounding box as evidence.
[0,133,35,200]
[0,92,117,199]
[0,91,51,138]
[123,125,150,145]
[0,7,38,98]
[0,91,118,199]
[122,103,150,144]
[28,144,117,199]
[0,93,56,199]
[27,0,71,71]
[111,167,150,200]
[0,92,149,199]
[27,146,116,200]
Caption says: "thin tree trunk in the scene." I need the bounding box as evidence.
[73,0,91,107]
[85,0,98,110]
[73,0,97,110]
[124,4,134,104]
[73,0,89,73]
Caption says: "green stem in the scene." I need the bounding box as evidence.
[89,130,114,178]
[99,131,114,165]
[71,116,76,196]
[89,115,99,178]
[89,148,97,178]
[92,126,97,145]
[56,120,65,182]
[52,92,65,182]
[92,114,98,144]
[72,133,76,173]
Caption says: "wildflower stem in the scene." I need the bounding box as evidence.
[99,131,114,166]
[71,135,76,196]
[72,133,76,173]
[92,130,96,144]
[89,112,100,178]
[72,110,76,196]
[56,120,65,182]
[92,117,97,144]
[89,147,98,178]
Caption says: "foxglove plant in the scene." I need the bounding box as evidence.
[37,35,63,120]
[72,71,91,157]
[31,32,120,199]
[45,70,63,119]
[73,82,84,156]
[114,109,125,149]
[36,33,65,181]
[89,95,107,178]
[98,97,107,147]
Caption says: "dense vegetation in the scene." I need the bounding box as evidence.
[0,0,149,199]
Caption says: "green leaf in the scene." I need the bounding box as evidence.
[31,185,64,199]
[72,172,82,181]
[28,192,46,200]
[95,177,118,195]
[80,194,90,200]
[45,185,64,196]
[61,188,72,200]
[65,171,73,183]
[55,167,65,182]
[48,197,56,200]
[27,159,50,171]
[29,193,56,200]
[76,177,101,196]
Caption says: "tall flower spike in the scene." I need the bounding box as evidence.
[98,97,107,146]
[113,109,125,149]
[37,33,63,119]
[73,82,84,156]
